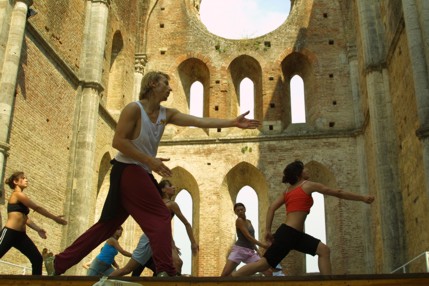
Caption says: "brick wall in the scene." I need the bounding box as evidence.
[1,0,428,278]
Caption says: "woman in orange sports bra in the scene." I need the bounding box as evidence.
[232,160,375,276]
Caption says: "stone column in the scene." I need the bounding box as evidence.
[416,0,429,79]
[133,54,147,101]
[61,0,110,275]
[0,0,13,74]
[0,0,32,196]
[356,0,405,273]
[402,0,429,197]
[348,43,375,273]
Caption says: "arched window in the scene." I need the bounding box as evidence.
[236,186,258,269]
[173,189,193,275]
[305,192,326,273]
[106,31,125,114]
[190,81,204,117]
[239,78,254,119]
[290,75,306,123]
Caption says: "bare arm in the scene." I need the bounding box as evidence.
[107,238,132,257]
[112,260,119,269]
[26,217,47,239]
[112,102,172,177]
[308,181,375,203]
[167,109,260,129]
[16,192,67,225]
[169,202,199,255]
[236,218,269,249]
[265,192,285,242]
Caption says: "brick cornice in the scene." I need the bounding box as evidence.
[160,127,364,146]
[90,0,110,5]
[80,81,105,93]
[15,0,33,6]
[0,141,10,156]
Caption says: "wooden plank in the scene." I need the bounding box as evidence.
[0,273,429,286]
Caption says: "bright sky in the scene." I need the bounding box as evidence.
[200,0,290,39]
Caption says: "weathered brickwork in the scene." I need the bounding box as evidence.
[1,0,428,278]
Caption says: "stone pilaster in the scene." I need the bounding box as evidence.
[402,0,429,198]
[356,0,405,273]
[0,0,32,195]
[62,0,109,275]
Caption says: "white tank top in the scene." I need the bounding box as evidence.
[114,101,167,173]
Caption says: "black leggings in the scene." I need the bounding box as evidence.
[0,227,43,275]
[132,257,156,277]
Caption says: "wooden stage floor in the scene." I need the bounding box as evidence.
[0,273,429,286]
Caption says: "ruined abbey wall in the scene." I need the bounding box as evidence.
[1,0,428,277]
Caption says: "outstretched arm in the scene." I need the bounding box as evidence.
[167,108,260,129]
[169,202,199,255]
[16,192,67,225]
[310,181,375,203]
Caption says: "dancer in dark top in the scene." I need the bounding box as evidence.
[0,171,67,275]
[221,202,269,276]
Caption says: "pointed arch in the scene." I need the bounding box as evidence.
[106,31,126,116]
[219,162,269,268]
[228,55,262,120]
[281,52,314,129]
[163,166,200,276]
[178,58,210,116]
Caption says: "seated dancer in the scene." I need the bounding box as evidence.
[109,180,198,277]
[220,202,269,276]
[231,160,375,276]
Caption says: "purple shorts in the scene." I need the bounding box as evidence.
[227,245,261,264]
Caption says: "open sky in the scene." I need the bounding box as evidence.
[173,0,324,275]
[199,0,290,39]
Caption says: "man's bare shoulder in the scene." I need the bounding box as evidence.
[165,106,182,121]
[120,102,140,116]
[124,101,139,110]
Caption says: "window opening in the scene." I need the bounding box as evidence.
[173,190,193,275]
[239,78,254,119]
[236,186,258,269]
[290,75,306,123]
[305,192,326,273]
[190,81,204,118]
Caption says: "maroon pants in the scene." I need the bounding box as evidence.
[54,165,175,275]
